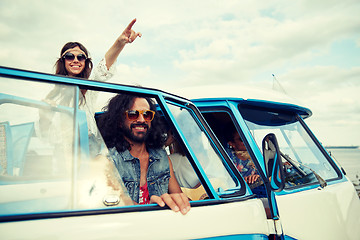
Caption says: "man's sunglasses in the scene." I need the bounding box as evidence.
[125,110,155,121]
[63,52,87,62]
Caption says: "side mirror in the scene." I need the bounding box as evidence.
[262,133,285,192]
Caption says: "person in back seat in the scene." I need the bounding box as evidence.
[225,125,266,197]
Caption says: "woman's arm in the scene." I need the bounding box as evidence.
[105,18,142,70]
[149,156,191,215]
[168,155,183,194]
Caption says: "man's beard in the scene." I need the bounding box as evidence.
[123,123,150,143]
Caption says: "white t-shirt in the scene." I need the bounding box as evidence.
[170,153,198,188]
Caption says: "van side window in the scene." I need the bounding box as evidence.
[0,77,133,217]
[166,103,240,198]
[201,111,266,196]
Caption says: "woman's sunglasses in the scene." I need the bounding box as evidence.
[63,52,87,62]
[125,110,155,121]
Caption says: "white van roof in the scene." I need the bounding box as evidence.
[172,84,306,107]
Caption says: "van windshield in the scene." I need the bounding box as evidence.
[239,105,340,187]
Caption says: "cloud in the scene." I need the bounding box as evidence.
[0,0,359,146]
[172,4,360,85]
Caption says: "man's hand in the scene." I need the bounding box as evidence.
[244,174,260,184]
[150,193,191,215]
[119,18,142,44]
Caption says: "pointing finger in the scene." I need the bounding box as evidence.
[126,18,137,31]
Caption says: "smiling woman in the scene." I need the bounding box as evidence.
[55,43,91,78]
[54,18,141,81]
[40,19,142,148]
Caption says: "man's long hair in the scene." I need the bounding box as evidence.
[97,94,166,152]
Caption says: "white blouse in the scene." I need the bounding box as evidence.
[80,58,116,136]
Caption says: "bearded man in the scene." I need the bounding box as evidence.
[97,94,190,214]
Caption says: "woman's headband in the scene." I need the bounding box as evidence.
[61,48,88,58]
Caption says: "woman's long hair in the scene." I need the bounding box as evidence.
[97,94,166,152]
[54,42,93,79]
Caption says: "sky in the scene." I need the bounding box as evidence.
[1,0,360,147]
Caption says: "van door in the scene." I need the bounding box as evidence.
[195,105,284,233]
[194,99,360,240]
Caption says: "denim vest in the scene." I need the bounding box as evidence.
[109,147,170,203]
